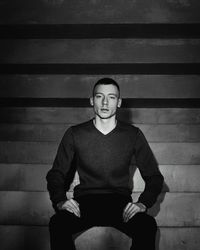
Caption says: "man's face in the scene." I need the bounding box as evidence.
[90,84,122,119]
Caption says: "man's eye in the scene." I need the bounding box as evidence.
[95,95,102,98]
[110,96,116,99]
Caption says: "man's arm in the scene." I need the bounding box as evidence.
[123,128,163,222]
[134,128,164,209]
[46,127,75,210]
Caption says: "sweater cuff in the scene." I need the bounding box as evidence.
[137,202,147,212]
[56,199,68,210]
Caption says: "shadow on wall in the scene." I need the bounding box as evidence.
[118,107,169,250]
[151,182,169,250]
[117,108,134,124]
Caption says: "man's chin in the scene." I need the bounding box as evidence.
[96,113,116,119]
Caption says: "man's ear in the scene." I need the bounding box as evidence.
[90,97,94,106]
[117,98,122,108]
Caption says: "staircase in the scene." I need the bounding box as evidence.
[0,1,200,249]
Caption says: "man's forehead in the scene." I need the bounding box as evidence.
[94,84,119,94]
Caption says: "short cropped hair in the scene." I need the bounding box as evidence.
[92,78,120,97]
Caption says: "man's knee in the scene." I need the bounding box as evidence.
[143,213,157,232]
[49,211,69,230]
[49,213,60,231]
[129,212,157,232]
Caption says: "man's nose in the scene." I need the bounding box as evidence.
[102,97,108,105]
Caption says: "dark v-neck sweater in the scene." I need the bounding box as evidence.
[47,119,164,209]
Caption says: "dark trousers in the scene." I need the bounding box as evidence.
[49,194,157,250]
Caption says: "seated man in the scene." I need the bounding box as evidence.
[46,77,164,250]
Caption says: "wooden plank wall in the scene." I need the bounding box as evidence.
[0,1,200,250]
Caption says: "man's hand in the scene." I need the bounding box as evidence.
[57,199,81,218]
[123,202,146,223]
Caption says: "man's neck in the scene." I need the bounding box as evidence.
[93,117,117,135]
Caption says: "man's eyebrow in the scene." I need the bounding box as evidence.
[95,92,118,96]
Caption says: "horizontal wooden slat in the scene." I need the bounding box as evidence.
[151,143,200,165]
[132,165,200,193]
[0,226,50,250]
[1,108,200,124]
[1,39,200,64]
[3,98,199,108]
[0,191,53,226]
[0,142,56,164]
[0,142,199,164]
[0,0,200,24]
[1,63,200,74]
[0,226,200,250]
[0,164,49,192]
[0,124,66,142]
[0,192,200,227]
[0,124,200,142]
[147,193,200,227]
[158,165,200,193]
[0,164,200,193]
[139,124,200,142]
[1,24,200,39]
[1,75,200,98]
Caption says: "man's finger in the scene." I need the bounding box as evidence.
[124,204,133,222]
[123,202,132,221]
[62,199,81,217]
[65,207,74,214]
[65,204,80,217]
[70,199,80,214]
[123,202,132,213]
[70,199,80,207]
[125,206,139,222]
[124,203,139,222]
[67,202,81,217]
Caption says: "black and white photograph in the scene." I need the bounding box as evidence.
[0,1,200,250]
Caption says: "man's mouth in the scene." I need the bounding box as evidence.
[101,108,109,112]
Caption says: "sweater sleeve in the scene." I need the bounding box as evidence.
[46,127,75,208]
[134,128,164,208]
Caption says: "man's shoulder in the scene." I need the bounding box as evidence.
[118,120,139,133]
[61,120,92,145]
[62,120,92,141]
[70,119,92,133]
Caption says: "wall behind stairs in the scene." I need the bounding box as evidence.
[0,1,200,249]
